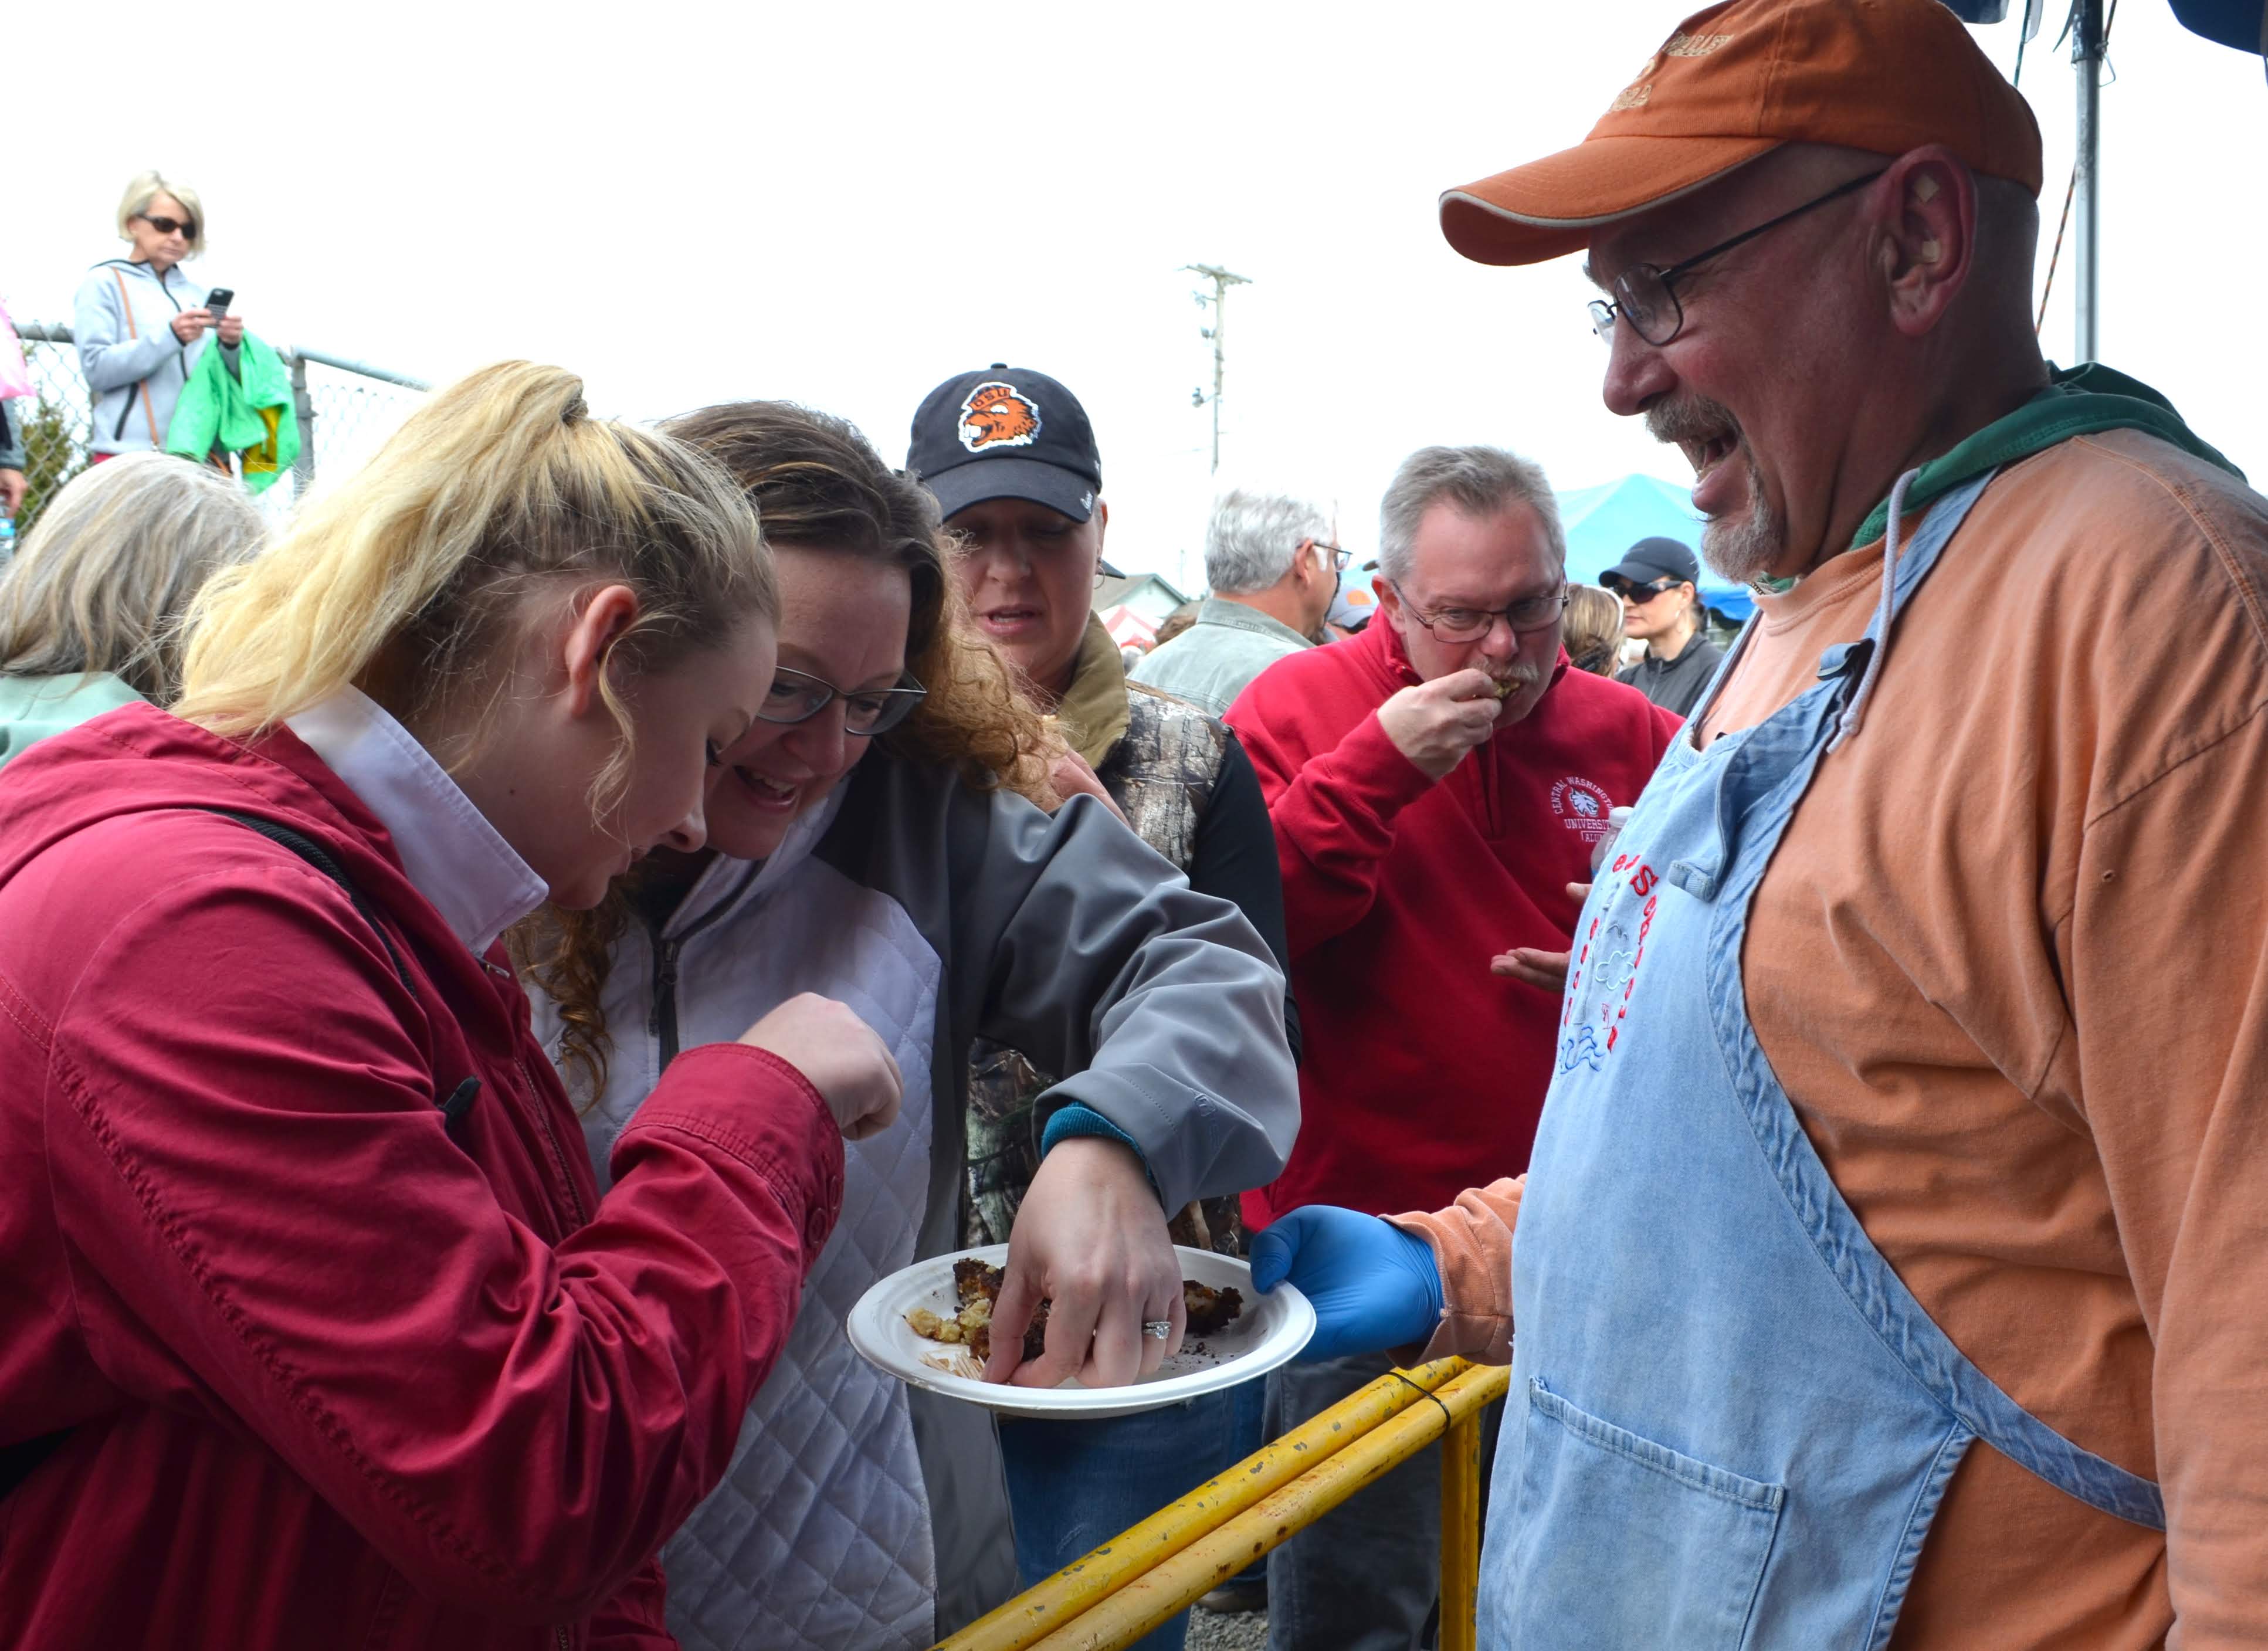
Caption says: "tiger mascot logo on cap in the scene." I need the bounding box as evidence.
[958,382,1042,452]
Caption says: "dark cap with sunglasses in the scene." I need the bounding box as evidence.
[1601,537,1700,597]
[1437,0,2043,269]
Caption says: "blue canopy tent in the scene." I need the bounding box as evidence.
[1555,473,1755,622]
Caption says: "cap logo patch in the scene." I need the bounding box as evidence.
[959,382,1042,453]
[1609,28,1730,111]
[1611,50,1663,111]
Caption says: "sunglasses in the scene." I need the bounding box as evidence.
[1609,578,1683,604]
[136,214,197,239]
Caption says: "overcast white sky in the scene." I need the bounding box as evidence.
[10,1,2263,591]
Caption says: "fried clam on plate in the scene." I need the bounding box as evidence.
[904,1260,1243,1365]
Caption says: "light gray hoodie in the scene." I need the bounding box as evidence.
[72,257,234,455]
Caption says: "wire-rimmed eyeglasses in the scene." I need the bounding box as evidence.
[1586,170,1886,348]
[1395,583,1569,644]
[755,666,928,737]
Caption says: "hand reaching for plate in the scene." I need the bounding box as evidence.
[1250,1204,1443,1362]
[984,1137,1184,1387]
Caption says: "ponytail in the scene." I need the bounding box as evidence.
[177,361,774,806]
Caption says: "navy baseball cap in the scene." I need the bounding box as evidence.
[907,364,1102,524]
[1601,535,1700,592]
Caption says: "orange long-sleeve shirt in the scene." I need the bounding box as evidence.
[1399,429,2268,1649]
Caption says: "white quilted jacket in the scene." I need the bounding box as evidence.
[530,754,1299,1649]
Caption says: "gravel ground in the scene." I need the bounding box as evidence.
[1185,1605,1267,1651]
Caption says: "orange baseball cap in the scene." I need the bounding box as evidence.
[1440,0,2043,267]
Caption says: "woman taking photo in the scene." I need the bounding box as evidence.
[522,400,1298,1651]
[74,171,245,459]
[0,361,900,1648]
[0,452,262,765]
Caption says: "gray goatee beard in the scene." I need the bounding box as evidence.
[1645,395,1785,585]
[1701,463,1782,586]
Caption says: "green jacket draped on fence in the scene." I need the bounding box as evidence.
[165,334,297,493]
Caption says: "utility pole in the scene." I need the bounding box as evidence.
[1183,264,1251,474]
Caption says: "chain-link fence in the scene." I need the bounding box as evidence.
[8,322,428,531]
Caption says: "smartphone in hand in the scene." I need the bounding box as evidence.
[203,287,235,320]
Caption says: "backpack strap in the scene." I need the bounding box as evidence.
[109,268,165,450]
[201,808,480,1143]
[205,808,413,991]
[0,809,487,1506]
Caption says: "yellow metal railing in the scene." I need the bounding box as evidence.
[934,1357,1511,1651]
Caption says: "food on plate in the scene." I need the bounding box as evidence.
[1181,1279,1244,1337]
[903,1261,1245,1368]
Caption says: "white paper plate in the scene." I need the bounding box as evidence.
[846,1243,1314,1420]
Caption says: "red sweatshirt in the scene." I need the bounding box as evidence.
[1226,623,1679,1225]
[0,704,844,1650]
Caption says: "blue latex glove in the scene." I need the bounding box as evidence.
[1249,1205,1445,1362]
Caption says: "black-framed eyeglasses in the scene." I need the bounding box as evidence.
[755,666,928,736]
[1393,582,1569,644]
[1311,540,1352,572]
[1586,170,1886,348]
[135,213,197,239]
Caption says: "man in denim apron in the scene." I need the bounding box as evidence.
[1252,0,2268,1644]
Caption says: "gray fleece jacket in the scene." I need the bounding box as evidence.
[72,257,235,455]
[533,751,1299,1650]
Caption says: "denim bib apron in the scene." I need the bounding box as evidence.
[1481,473,2164,1650]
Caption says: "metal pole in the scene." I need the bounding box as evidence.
[937,1358,1473,1651]
[1438,1408,1486,1651]
[1007,1364,1511,1651]
[289,352,316,489]
[2073,0,2102,361]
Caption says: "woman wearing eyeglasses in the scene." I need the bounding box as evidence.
[73,172,245,460]
[1599,535,1725,718]
[519,401,1297,1651]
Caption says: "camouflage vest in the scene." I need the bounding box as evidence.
[964,679,1249,1255]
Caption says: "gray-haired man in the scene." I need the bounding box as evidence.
[1130,489,1342,714]
[1225,446,1679,1650]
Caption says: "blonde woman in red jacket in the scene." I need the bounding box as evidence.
[0,361,902,1649]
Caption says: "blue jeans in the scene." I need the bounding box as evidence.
[1264,1351,1446,1651]
[998,1381,1267,1651]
